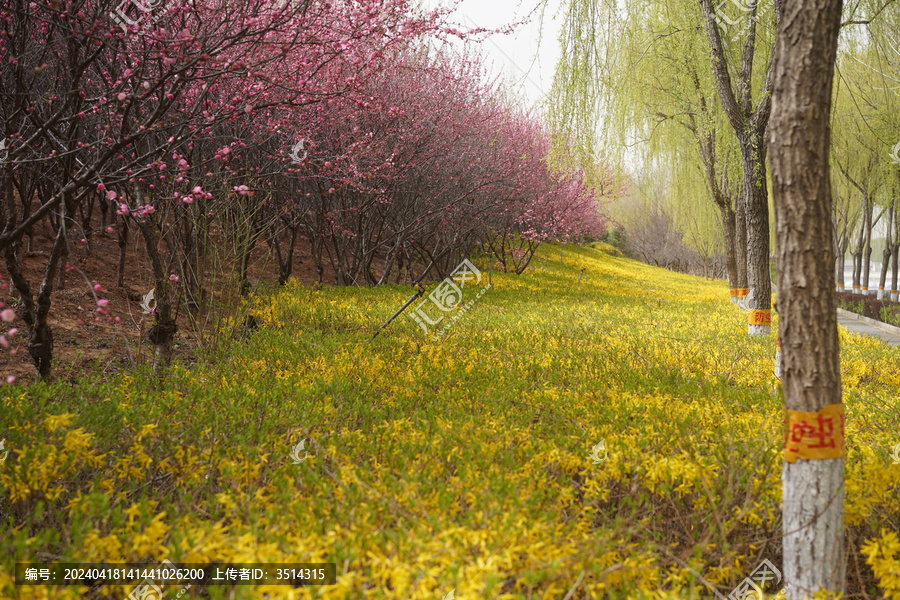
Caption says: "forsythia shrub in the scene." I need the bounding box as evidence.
[0,244,898,599]
[863,530,900,599]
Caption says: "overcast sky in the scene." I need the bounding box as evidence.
[425,0,564,109]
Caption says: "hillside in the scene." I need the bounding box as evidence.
[1,244,898,599]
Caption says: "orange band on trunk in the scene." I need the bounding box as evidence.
[729,288,738,296]
[748,309,772,326]
[737,288,749,298]
[783,404,845,463]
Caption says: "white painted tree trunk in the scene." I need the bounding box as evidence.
[746,289,771,335]
[782,459,846,598]
[774,340,781,379]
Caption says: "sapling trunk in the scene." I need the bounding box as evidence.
[117,217,128,288]
[892,242,899,301]
[4,225,67,381]
[136,217,178,374]
[835,245,845,292]
[862,202,872,295]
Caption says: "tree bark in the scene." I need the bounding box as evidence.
[117,217,128,289]
[833,220,845,292]
[136,213,178,374]
[56,246,68,291]
[892,203,899,301]
[878,204,892,299]
[834,251,844,291]
[722,206,739,301]
[271,224,299,286]
[861,195,872,295]
[688,92,740,303]
[741,133,772,334]
[768,0,845,595]
[831,190,851,292]
[735,194,749,300]
[851,217,864,292]
[4,225,67,381]
[834,222,850,293]
[698,0,778,332]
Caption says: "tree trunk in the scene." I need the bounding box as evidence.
[238,239,255,296]
[99,194,109,229]
[136,215,178,374]
[851,219,863,293]
[892,209,899,301]
[769,0,845,595]
[395,250,405,284]
[5,225,67,382]
[180,207,200,311]
[832,211,848,292]
[720,204,740,303]
[117,217,128,288]
[741,133,772,335]
[57,246,68,291]
[862,199,872,295]
[894,184,900,302]
[735,195,749,303]
[310,231,324,284]
[834,248,845,292]
[279,226,298,285]
[878,204,892,299]
[698,0,776,322]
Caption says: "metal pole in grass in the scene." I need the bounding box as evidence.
[373,283,426,338]
[578,268,584,286]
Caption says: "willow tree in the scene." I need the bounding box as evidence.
[831,14,900,300]
[550,0,778,330]
[868,3,900,301]
[830,169,863,292]
[831,40,891,297]
[671,164,731,278]
[697,0,783,335]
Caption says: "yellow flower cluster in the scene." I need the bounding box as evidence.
[0,244,897,599]
[863,530,900,599]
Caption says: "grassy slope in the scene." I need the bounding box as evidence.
[1,244,899,599]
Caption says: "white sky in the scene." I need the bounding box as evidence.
[425,0,564,109]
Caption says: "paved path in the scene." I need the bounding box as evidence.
[836,310,900,347]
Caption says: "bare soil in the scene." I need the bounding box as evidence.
[0,220,329,385]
